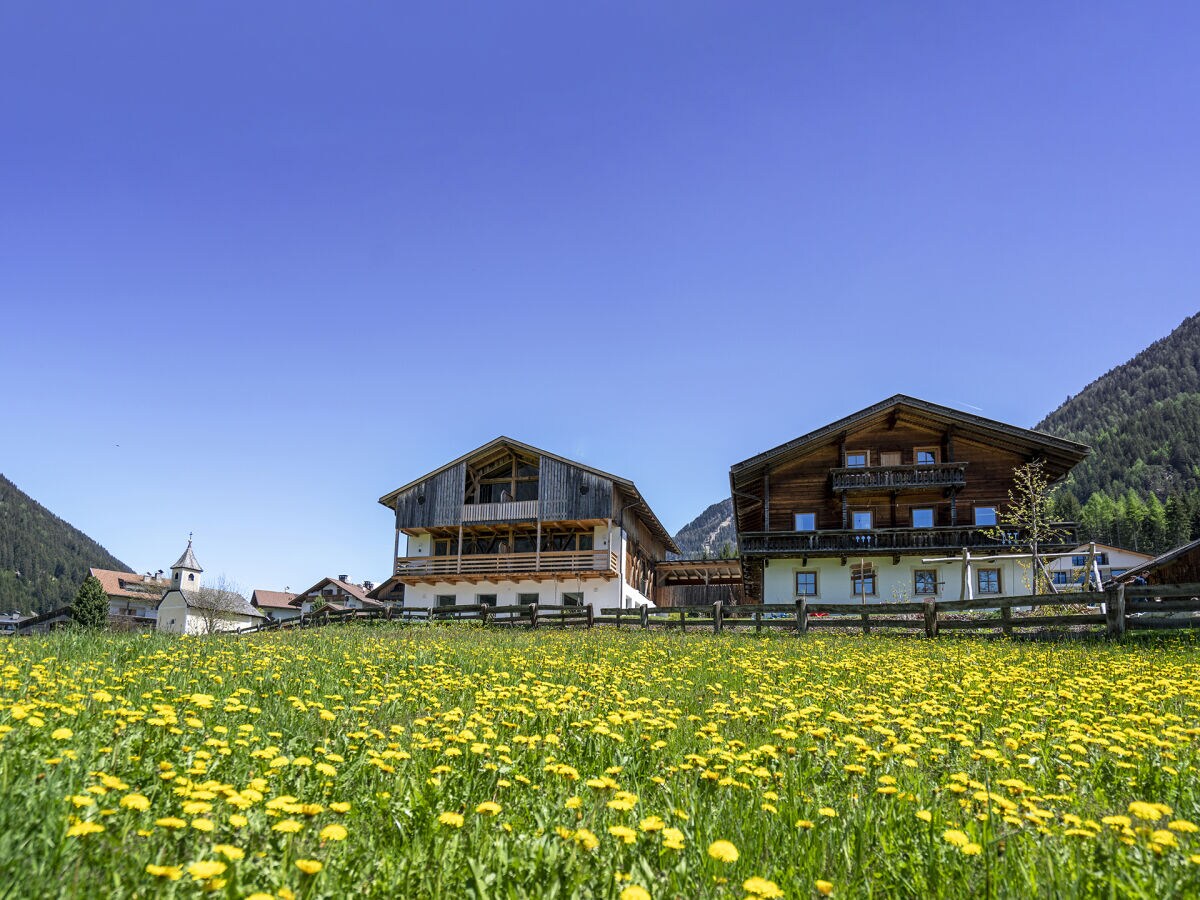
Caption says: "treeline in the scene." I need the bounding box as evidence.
[1037,311,1200,556]
[0,475,130,614]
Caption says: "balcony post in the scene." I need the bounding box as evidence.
[456,524,463,575]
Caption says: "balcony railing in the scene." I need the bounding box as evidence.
[739,523,1080,557]
[831,462,968,492]
[395,549,620,580]
[461,500,539,523]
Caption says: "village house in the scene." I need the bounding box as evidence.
[1044,543,1155,589]
[379,437,677,613]
[729,395,1090,605]
[89,568,168,626]
[249,589,300,623]
[288,577,384,614]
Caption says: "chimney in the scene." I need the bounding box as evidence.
[363,580,374,592]
[339,574,350,584]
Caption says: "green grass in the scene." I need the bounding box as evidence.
[1,626,1199,898]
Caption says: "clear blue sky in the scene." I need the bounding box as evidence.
[2,2,1198,595]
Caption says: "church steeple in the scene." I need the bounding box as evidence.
[170,534,203,590]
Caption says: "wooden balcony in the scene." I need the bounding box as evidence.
[831,462,968,492]
[394,549,620,584]
[461,500,539,523]
[739,523,1080,558]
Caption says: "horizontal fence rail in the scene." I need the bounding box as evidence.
[739,524,1081,556]
[227,582,1200,640]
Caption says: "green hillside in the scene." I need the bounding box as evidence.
[1038,312,1200,555]
[0,475,130,614]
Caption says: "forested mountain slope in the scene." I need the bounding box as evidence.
[0,475,130,614]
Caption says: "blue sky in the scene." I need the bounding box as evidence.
[2,2,1197,595]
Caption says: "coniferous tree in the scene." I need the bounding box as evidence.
[70,574,110,629]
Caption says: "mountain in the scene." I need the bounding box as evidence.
[1037,312,1200,500]
[672,498,736,558]
[0,475,130,615]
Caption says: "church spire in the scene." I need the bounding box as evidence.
[170,534,203,589]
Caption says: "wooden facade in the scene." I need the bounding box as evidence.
[730,396,1089,603]
[379,438,677,606]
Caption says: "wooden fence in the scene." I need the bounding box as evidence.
[237,583,1200,639]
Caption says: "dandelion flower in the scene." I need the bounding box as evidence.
[620,887,651,900]
[145,864,183,880]
[475,801,502,816]
[186,861,227,881]
[438,812,465,828]
[707,840,739,863]
[743,877,784,898]
[295,859,323,875]
[815,880,834,896]
[66,822,104,837]
[320,823,348,841]
[608,825,637,844]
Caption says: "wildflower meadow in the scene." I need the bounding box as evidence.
[2,626,1199,898]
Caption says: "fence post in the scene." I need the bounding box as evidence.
[679,607,686,633]
[923,599,938,638]
[1107,584,1126,639]
[1000,602,1012,637]
[640,606,648,630]
[796,598,808,635]
[586,604,594,629]
[755,607,763,634]
[861,608,870,635]
[481,604,490,628]
[713,601,723,634]
[529,602,539,630]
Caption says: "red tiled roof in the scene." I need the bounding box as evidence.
[289,577,376,607]
[90,568,168,600]
[251,589,299,610]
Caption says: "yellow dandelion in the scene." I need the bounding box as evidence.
[320,823,348,841]
[707,840,739,863]
[438,811,464,828]
[743,876,784,898]
[185,860,227,881]
[295,859,323,875]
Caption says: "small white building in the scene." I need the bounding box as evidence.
[154,540,265,634]
[250,589,301,623]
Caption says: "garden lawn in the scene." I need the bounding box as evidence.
[1,626,1199,898]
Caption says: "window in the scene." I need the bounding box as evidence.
[517,593,539,605]
[436,595,456,607]
[915,447,940,465]
[578,533,594,551]
[977,569,1001,594]
[1097,552,1109,566]
[880,451,901,467]
[974,507,997,527]
[1052,571,1071,586]
[562,592,584,607]
[852,510,873,530]
[851,564,877,597]
[913,570,938,595]
[795,572,818,597]
[188,573,195,581]
[1109,569,1127,579]
[433,538,458,557]
[845,451,869,468]
[912,508,934,528]
[1071,555,1087,567]
[794,513,816,532]
[476,594,497,607]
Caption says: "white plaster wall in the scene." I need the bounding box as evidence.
[403,577,628,612]
[156,594,188,633]
[760,555,1030,605]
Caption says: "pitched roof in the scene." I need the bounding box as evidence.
[378,436,680,554]
[90,568,168,600]
[160,588,264,619]
[730,394,1090,481]
[250,589,299,610]
[172,540,203,572]
[289,577,380,607]
[1113,538,1200,583]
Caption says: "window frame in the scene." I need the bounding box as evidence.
[973,506,998,527]
[913,569,939,596]
[794,512,817,532]
[911,507,935,528]
[794,570,819,597]
[476,593,498,607]
[851,563,877,598]
[914,447,940,465]
[851,510,873,530]
[977,568,1001,595]
[845,450,869,468]
[517,592,539,605]
[435,594,457,607]
[879,451,902,467]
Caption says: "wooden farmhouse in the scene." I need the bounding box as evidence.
[729,395,1090,605]
[1113,537,1200,586]
[379,437,678,612]
[288,577,384,614]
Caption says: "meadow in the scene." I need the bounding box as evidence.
[1,626,1198,898]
